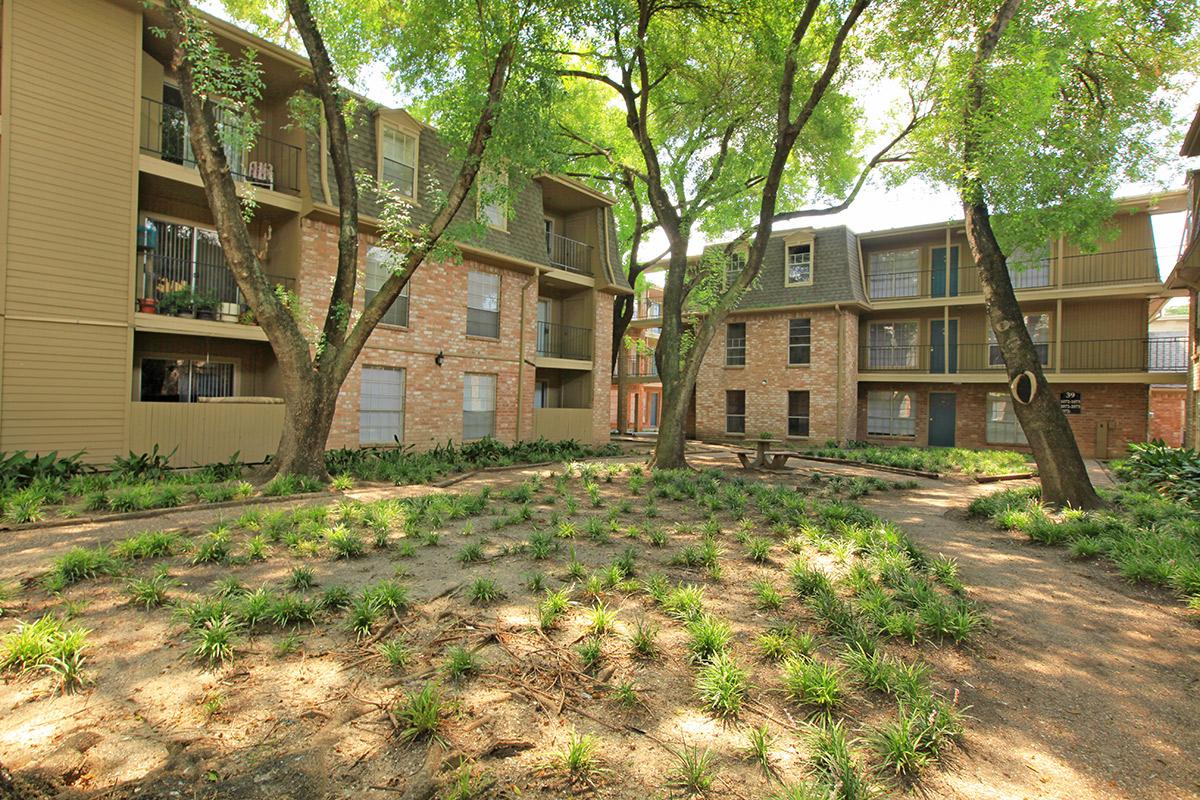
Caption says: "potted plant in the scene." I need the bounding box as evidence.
[193,290,219,321]
[158,288,193,318]
[137,296,157,314]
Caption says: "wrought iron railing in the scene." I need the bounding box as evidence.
[858,336,1188,374]
[139,97,303,195]
[535,321,593,360]
[633,297,663,320]
[137,251,293,322]
[546,232,593,274]
[613,352,659,378]
[865,248,1161,301]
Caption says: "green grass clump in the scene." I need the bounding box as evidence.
[684,613,732,664]
[393,681,446,744]
[555,730,604,781]
[443,645,480,680]
[696,651,749,718]
[44,546,120,591]
[112,531,180,560]
[782,656,844,712]
[126,568,175,609]
[190,615,241,665]
[801,444,1030,476]
[469,577,503,605]
[378,638,411,667]
[0,614,89,691]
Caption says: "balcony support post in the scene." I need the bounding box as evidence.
[1055,298,1063,373]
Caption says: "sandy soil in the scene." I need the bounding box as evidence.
[1,452,1197,800]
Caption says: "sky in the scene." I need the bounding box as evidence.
[199,0,1198,282]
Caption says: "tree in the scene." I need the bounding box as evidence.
[561,0,930,468]
[903,0,1197,507]
[161,0,566,479]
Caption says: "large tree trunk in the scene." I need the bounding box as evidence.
[615,340,629,434]
[268,380,337,479]
[652,380,690,468]
[965,202,1103,508]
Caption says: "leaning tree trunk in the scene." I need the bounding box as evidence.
[651,379,690,468]
[965,201,1103,509]
[264,379,338,480]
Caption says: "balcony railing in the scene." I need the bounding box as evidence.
[858,336,1188,374]
[138,251,293,322]
[613,352,659,379]
[865,248,1161,301]
[633,297,663,320]
[139,97,303,196]
[535,321,593,360]
[546,232,593,274]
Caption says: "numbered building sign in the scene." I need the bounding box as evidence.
[1059,391,1082,415]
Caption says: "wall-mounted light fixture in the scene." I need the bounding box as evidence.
[434,350,445,367]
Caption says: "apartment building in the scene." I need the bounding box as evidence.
[0,0,626,465]
[611,285,663,434]
[621,196,1187,458]
[1164,106,1200,449]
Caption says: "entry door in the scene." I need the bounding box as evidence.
[649,393,659,427]
[931,246,959,298]
[928,392,957,447]
[930,319,958,374]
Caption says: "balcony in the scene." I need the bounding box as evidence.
[139,97,303,196]
[613,352,659,379]
[633,297,663,321]
[866,248,1160,302]
[546,232,593,275]
[137,249,294,324]
[535,321,593,361]
[858,336,1188,375]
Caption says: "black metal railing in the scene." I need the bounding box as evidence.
[546,232,593,274]
[535,321,593,360]
[613,352,659,379]
[137,252,293,322]
[139,97,303,195]
[633,297,662,320]
[865,247,1161,301]
[858,336,1188,374]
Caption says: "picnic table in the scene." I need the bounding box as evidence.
[733,447,800,471]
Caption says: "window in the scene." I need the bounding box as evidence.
[381,126,418,198]
[988,313,1050,366]
[866,321,919,369]
[725,390,746,434]
[867,390,916,437]
[1007,243,1052,289]
[788,318,811,365]
[365,246,410,327]
[360,366,405,444]
[467,271,501,338]
[479,170,508,231]
[725,322,746,366]
[463,374,497,439]
[986,392,1028,445]
[147,219,240,309]
[140,357,234,403]
[787,391,810,437]
[868,249,920,298]
[725,252,747,288]
[787,243,813,285]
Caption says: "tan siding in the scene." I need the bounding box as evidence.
[1,319,130,459]
[128,402,284,465]
[5,0,138,321]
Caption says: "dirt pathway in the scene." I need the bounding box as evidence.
[861,480,1200,800]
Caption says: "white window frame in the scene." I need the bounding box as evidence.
[868,248,921,299]
[466,270,501,339]
[988,312,1051,368]
[786,241,814,286]
[463,373,498,440]
[986,391,1028,445]
[866,320,920,369]
[365,246,411,328]
[379,124,419,200]
[479,169,509,232]
[359,366,406,445]
[866,390,916,438]
[1007,242,1053,289]
[725,251,747,289]
[725,321,746,367]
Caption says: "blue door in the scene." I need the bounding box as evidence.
[930,319,958,374]
[929,392,956,447]
[931,246,959,298]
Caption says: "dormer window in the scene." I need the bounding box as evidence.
[380,125,418,199]
[725,252,747,288]
[786,242,813,286]
[479,170,509,231]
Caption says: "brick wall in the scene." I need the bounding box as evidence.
[694,308,860,444]
[589,293,616,442]
[855,381,1150,458]
[298,218,541,450]
[1149,386,1186,446]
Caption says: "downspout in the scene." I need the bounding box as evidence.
[319,115,332,206]
[835,303,844,443]
[515,270,539,441]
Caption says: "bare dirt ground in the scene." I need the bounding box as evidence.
[1,452,1198,800]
